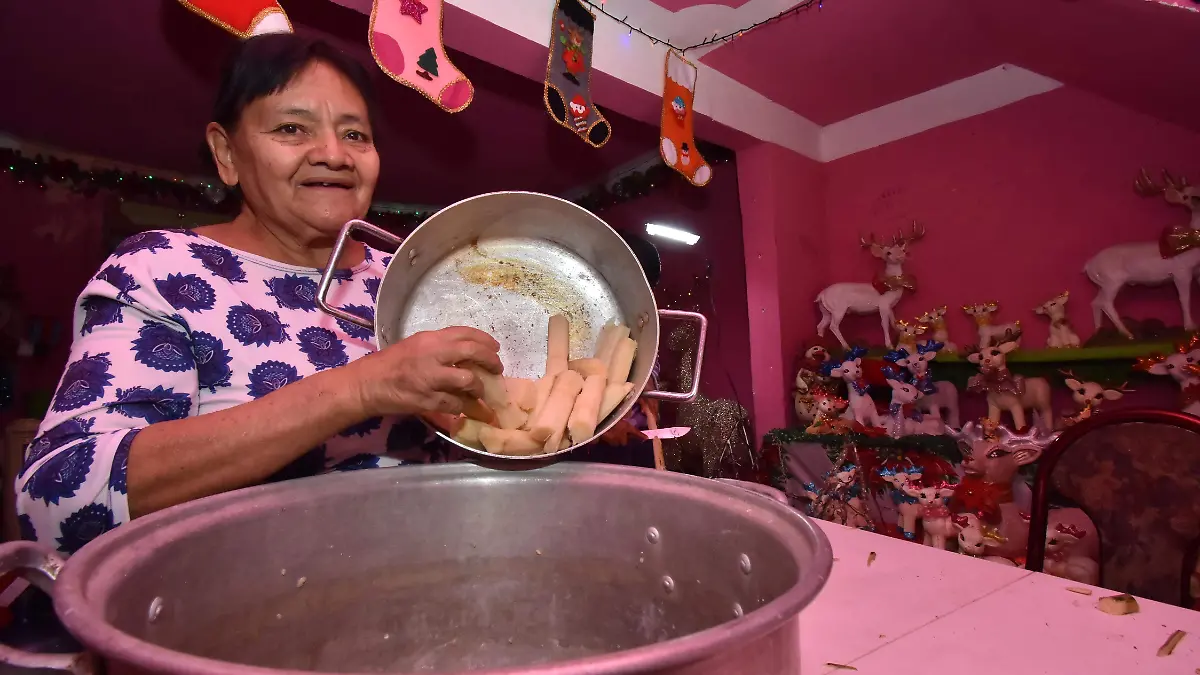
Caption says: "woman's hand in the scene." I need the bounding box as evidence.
[347,327,502,417]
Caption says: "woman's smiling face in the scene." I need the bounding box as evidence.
[218,60,380,237]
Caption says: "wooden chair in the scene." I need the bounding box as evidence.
[1026,409,1200,606]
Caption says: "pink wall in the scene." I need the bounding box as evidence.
[822,86,1200,350]
[596,169,754,416]
[737,143,827,434]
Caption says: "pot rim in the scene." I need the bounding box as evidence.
[55,464,832,675]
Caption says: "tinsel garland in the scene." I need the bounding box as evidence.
[762,428,964,464]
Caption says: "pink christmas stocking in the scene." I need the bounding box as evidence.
[176,0,292,38]
[369,0,474,113]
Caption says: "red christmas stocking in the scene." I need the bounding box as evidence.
[369,0,474,113]
[543,0,611,148]
[660,50,711,187]
[176,0,292,38]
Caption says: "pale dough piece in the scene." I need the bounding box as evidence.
[495,405,529,431]
[524,374,558,430]
[479,427,543,455]
[530,370,584,442]
[459,397,496,425]
[569,358,607,378]
[546,314,569,376]
[453,418,486,447]
[607,337,637,385]
[568,374,606,443]
[595,323,630,367]
[599,382,635,421]
[505,377,538,411]
[469,366,508,411]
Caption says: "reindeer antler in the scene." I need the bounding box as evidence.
[1163,169,1190,191]
[860,232,882,249]
[1055,523,1087,539]
[1176,333,1200,354]
[1135,167,1164,196]
[1134,353,1167,372]
[891,220,925,247]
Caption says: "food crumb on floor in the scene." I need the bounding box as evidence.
[1157,630,1186,657]
[280,568,286,576]
[296,577,307,588]
[867,552,876,567]
[1066,587,1092,595]
[825,663,857,671]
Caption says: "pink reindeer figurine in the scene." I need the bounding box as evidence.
[913,482,957,549]
[887,341,960,428]
[963,301,1021,348]
[1060,369,1129,427]
[1035,291,1081,349]
[1044,523,1100,585]
[918,305,957,354]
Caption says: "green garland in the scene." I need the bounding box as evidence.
[763,428,964,464]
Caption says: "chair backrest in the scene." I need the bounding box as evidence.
[1026,409,1200,606]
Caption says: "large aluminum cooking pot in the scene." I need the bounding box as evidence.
[314,192,707,459]
[0,464,832,674]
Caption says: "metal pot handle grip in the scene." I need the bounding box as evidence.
[0,541,93,673]
[316,219,403,332]
[643,310,708,402]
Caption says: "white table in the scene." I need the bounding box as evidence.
[804,521,1200,674]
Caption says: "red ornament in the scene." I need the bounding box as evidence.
[562,48,585,75]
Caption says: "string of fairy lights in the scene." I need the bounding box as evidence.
[583,0,825,53]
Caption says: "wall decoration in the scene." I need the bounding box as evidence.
[1085,169,1200,339]
[543,0,611,147]
[966,341,1053,432]
[660,51,711,187]
[816,222,925,349]
[885,342,959,428]
[369,0,475,112]
[1034,291,1081,348]
[175,0,291,38]
[962,301,1021,348]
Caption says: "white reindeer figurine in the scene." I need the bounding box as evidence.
[918,305,957,354]
[1135,335,1200,416]
[888,341,960,428]
[1044,523,1100,585]
[1060,370,1128,427]
[1034,291,1081,348]
[883,373,944,436]
[966,341,1053,431]
[816,222,925,349]
[1086,168,1200,339]
[912,482,956,550]
[953,513,1019,566]
[894,318,925,354]
[826,351,883,428]
[963,302,1021,348]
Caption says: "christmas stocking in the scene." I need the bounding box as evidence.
[543,0,611,148]
[369,0,474,113]
[176,0,292,38]
[660,51,711,187]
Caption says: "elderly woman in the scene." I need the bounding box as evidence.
[17,33,501,552]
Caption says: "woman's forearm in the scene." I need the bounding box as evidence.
[127,367,366,517]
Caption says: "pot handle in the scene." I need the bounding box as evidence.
[643,309,708,402]
[0,541,94,673]
[316,219,403,332]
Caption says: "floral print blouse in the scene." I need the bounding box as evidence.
[17,229,453,554]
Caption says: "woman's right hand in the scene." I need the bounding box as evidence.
[347,327,502,417]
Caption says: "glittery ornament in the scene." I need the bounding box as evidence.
[669,394,750,478]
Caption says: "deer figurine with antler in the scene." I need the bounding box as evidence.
[1060,369,1129,427]
[894,318,925,354]
[918,305,957,354]
[910,481,957,549]
[886,341,960,428]
[823,348,883,427]
[804,388,852,435]
[816,222,925,349]
[967,341,1054,432]
[1086,168,1200,339]
[1044,523,1100,585]
[963,301,1022,348]
[1135,334,1200,416]
[1035,291,1081,349]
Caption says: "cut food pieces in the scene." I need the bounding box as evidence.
[459,397,496,425]
[594,322,630,366]
[505,377,538,411]
[568,374,607,443]
[530,370,585,442]
[479,427,543,455]
[453,418,487,446]
[470,366,509,412]
[546,314,569,376]
[607,337,637,385]
[1097,593,1140,615]
[495,405,529,431]
[569,358,607,378]
[599,382,634,420]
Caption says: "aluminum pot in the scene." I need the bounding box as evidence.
[315,192,707,459]
[0,464,833,674]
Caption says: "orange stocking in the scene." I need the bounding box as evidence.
[176,0,292,38]
[659,50,712,187]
